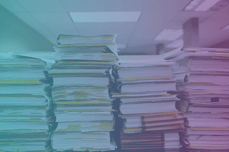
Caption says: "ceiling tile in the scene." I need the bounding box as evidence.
[128,29,156,47]
[0,0,27,12]
[74,23,109,31]
[141,0,191,12]
[104,22,137,34]
[115,33,132,46]
[47,28,79,38]
[120,45,148,55]
[173,11,213,22]
[31,13,75,30]
[166,21,183,29]
[200,5,229,31]
[105,22,137,44]
[60,0,144,12]
[16,0,65,13]
[61,0,191,13]
[78,29,107,36]
[14,13,46,30]
[36,30,57,45]
[142,45,157,55]
[200,30,229,47]
[2,0,229,52]
[136,12,178,30]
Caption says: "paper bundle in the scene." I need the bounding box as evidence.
[47,35,118,151]
[0,55,50,151]
[110,55,185,151]
[169,48,229,151]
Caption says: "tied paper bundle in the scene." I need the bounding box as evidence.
[121,113,184,152]
[121,131,180,152]
[110,55,185,151]
[0,55,50,151]
[47,35,118,151]
[168,48,229,151]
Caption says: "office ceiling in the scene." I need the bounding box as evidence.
[1,0,229,55]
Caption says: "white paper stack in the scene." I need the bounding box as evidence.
[0,55,48,151]
[110,55,184,151]
[168,48,229,151]
[48,35,118,151]
[112,55,179,115]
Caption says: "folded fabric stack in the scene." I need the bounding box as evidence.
[169,48,229,151]
[47,35,119,151]
[0,55,48,151]
[111,55,185,151]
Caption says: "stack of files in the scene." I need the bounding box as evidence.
[176,98,229,113]
[0,55,46,96]
[167,48,229,151]
[121,131,181,152]
[181,113,229,151]
[0,55,48,151]
[121,113,184,152]
[123,113,184,133]
[112,55,175,98]
[53,113,114,151]
[48,35,118,151]
[111,55,179,116]
[110,55,184,151]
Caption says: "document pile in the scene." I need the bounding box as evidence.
[47,35,118,151]
[170,48,229,151]
[0,55,48,151]
[110,55,184,151]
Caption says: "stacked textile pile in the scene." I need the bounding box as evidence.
[111,55,185,151]
[48,35,119,151]
[170,48,229,151]
[0,55,48,151]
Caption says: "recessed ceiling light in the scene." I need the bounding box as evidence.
[167,40,184,48]
[155,29,183,41]
[184,0,203,11]
[184,0,226,11]
[69,12,141,23]
[195,0,220,11]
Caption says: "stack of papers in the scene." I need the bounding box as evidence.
[169,48,229,151]
[121,131,180,151]
[0,55,49,151]
[110,55,184,151]
[48,35,118,151]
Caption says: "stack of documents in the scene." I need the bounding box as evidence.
[110,55,184,151]
[169,48,229,151]
[48,35,118,151]
[0,55,48,151]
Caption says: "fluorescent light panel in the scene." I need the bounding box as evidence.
[195,0,220,11]
[69,12,141,23]
[184,0,222,11]
[167,40,184,48]
[155,29,183,41]
[184,0,203,11]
